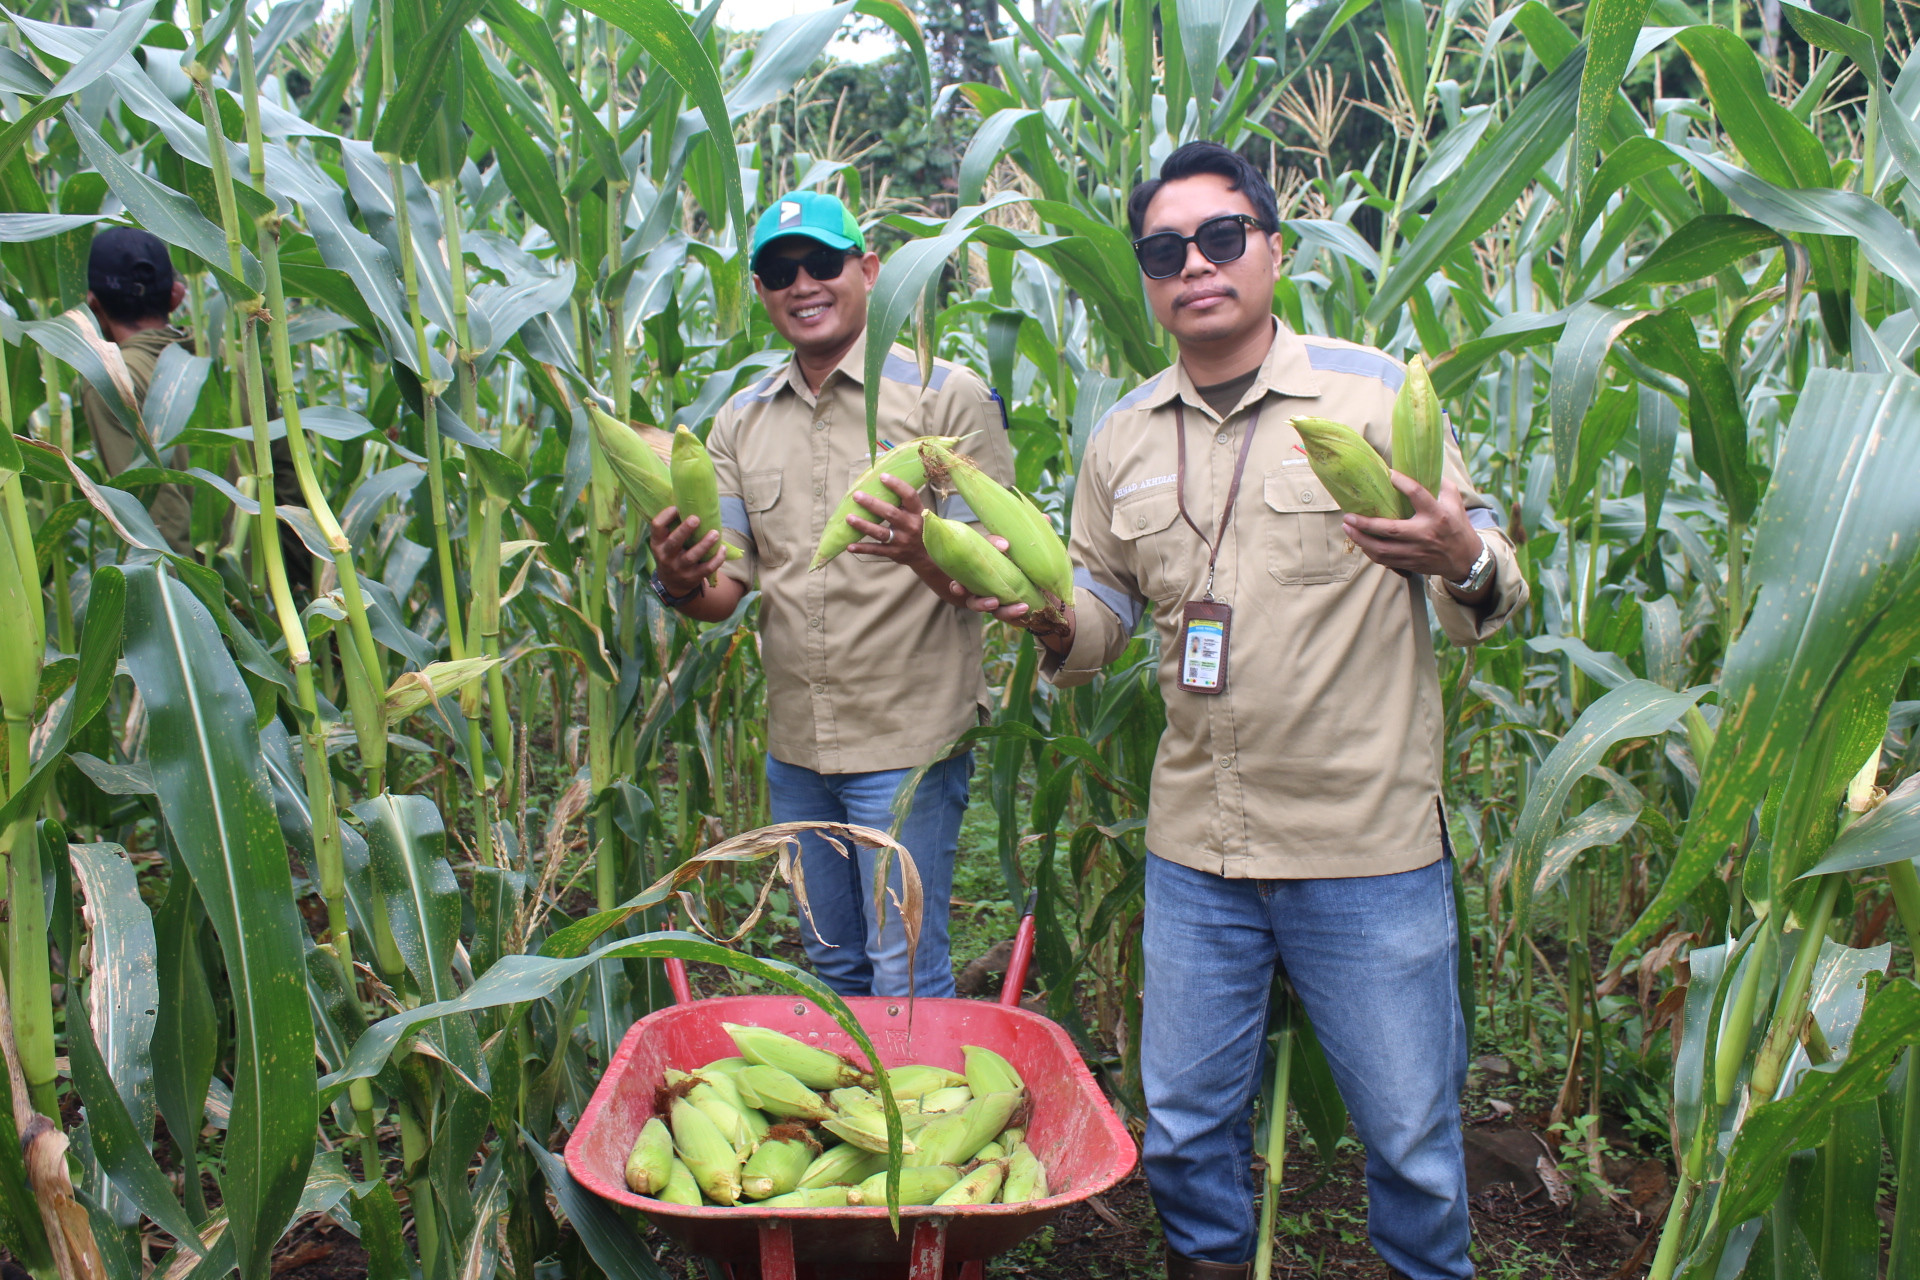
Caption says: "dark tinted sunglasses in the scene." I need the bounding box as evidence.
[754,246,854,291]
[1131,214,1267,280]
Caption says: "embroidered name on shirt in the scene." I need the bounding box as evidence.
[1113,474,1177,501]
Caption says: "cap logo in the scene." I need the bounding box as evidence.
[779,200,802,226]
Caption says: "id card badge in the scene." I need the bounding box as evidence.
[1179,600,1232,694]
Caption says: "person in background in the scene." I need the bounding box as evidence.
[645,190,1017,998]
[934,142,1527,1279]
[81,226,310,590]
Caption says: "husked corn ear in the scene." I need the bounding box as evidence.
[810,436,955,569]
[1001,1143,1048,1203]
[624,1117,673,1195]
[587,406,674,523]
[799,1143,886,1189]
[1289,416,1406,520]
[958,1090,1024,1163]
[737,1065,833,1122]
[962,1045,1024,1097]
[921,441,1073,607]
[1391,355,1444,501]
[921,515,1051,615]
[878,1065,969,1099]
[725,1023,868,1090]
[822,1111,913,1154]
[848,1165,961,1206]
[670,1097,742,1205]
[918,1085,972,1114]
[740,1128,819,1200]
[758,1186,851,1208]
[657,1158,703,1207]
[933,1160,1006,1206]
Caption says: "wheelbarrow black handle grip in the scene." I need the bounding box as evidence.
[999,896,1039,1007]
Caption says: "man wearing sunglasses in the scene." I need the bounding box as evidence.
[935,143,1527,1280]
[647,190,1015,1000]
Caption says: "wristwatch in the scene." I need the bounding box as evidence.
[1447,535,1495,595]
[649,571,702,608]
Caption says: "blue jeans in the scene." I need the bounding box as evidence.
[1142,853,1471,1278]
[765,752,973,998]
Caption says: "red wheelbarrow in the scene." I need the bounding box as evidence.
[565,913,1138,1279]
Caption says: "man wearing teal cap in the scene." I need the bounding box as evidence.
[647,190,1017,998]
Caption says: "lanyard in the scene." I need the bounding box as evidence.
[1174,401,1262,601]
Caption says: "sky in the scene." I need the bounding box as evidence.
[719,0,900,63]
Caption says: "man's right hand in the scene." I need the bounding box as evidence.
[943,532,1077,656]
[648,506,726,597]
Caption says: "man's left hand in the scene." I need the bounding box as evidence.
[1344,472,1483,582]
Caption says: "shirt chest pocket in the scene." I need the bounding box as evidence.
[742,469,789,567]
[1264,465,1364,586]
[1110,488,1189,601]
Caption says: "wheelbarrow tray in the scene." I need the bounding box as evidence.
[566,993,1137,1280]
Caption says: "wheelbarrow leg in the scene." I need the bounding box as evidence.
[907,1220,947,1280]
[757,1222,797,1280]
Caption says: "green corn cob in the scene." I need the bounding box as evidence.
[878,1064,969,1099]
[810,436,957,570]
[905,1109,973,1168]
[830,1086,877,1114]
[822,1111,914,1155]
[684,1076,754,1154]
[919,1085,972,1114]
[1290,416,1405,520]
[799,1143,886,1189]
[669,425,742,576]
[1391,355,1444,503]
[998,1127,1025,1149]
[962,1046,1024,1097]
[933,1159,1005,1206]
[587,405,675,523]
[670,1096,742,1205]
[921,441,1073,607]
[848,1165,961,1206]
[741,1127,820,1200]
[624,1117,674,1196]
[699,1056,751,1079]
[656,1157,703,1207]
[957,1091,1024,1164]
[920,514,1051,614]
[1000,1143,1049,1203]
[737,1064,834,1122]
[973,1140,1006,1162]
[725,1023,868,1090]
[758,1186,852,1208]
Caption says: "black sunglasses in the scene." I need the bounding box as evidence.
[754,246,855,291]
[1131,214,1268,280]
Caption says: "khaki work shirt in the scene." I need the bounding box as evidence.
[1049,324,1526,879]
[80,326,194,554]
[709,336,1016,774]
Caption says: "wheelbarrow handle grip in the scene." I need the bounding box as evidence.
[999,890,1040,1006]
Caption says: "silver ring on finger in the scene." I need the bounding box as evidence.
[884,527,896,544]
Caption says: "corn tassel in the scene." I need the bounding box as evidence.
[1391,355,1444,500]
[1289,416,1406,519]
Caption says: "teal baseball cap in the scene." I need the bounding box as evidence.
[750,191,865,263]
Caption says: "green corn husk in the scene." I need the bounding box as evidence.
[669,1097,742,1205]
[822,1111,913,1155]
[1001,1143,1049,1203]
[919,1085,972,1114]
[757,1186,852,1208]
[1391,354,1444,501]
[961,1046,1024,1097]
[587,405,675,523]
[810,435,957,569]
[830,1086,877,1114]
[847,1165,961,1206]
[932,1159,1005,1206]
[956,1091,1024,1164]
[656,1158,704,1207]
[624,1116,674,1196]
[999,1127,1025,1148]
[684,1077,754,1154]
[920,514,1051,615]
[741,1127,820,1200]
[921,440,1074,607]
[725,1022,868,1090]
[1289,416,1405,520]
[904,1110,972,1168]
[878,1064,969,1099]
[799,1143,887,1189]
[699,1056,751,1079]
[973,1139,1006,1162]
[737,1064,834,1122]
[669,425,743,575]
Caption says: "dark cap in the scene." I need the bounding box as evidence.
[88,226,175,320]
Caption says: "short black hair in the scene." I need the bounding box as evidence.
[1126,141,1280,239]
[88,226,176,324]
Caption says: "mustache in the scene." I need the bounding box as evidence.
[1174,285,1238,309]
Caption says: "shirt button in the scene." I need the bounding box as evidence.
[1215,432,1228,445]
[1136,516,1148,529]
[813,420,826,431]
[1301,489,1315,503]
[813,684,826,694]
[809,617,822,629]
[1219,756,1234,768]
[814,485,823,497]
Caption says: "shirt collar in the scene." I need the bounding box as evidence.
[1143,321,1324,419]
[778,332,869,403]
